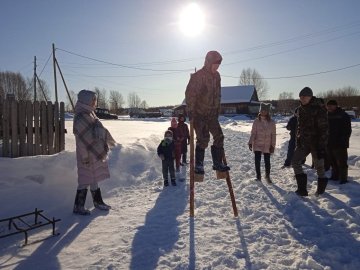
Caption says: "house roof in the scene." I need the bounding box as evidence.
[221,85,256,104]
[177,85,257,106]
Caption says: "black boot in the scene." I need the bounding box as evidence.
[315,177,328,196]
[73,189,91,215]
[211,146,230,172]
[91,188,111,210]
[182,154,187,165]
[171,179,177,186]
[295,173,308,196]
[195,146,205,174]
[164,179,169,186]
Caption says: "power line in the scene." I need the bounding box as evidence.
[38,52,52,78]
[222,63,360,80]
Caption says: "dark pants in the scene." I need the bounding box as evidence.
[181,140,188,163]
[292,146,325,178]
[162,159,175,181]
[255,151,270,179]
[327,147,348,181]
[284,137,295,166]
[193,116,224,149]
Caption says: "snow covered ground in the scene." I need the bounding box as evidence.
[1,116,360,270]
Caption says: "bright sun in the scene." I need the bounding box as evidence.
[179,3,205,37]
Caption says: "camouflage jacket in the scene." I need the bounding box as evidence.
[185,52,222,118]
[296,97,328,149]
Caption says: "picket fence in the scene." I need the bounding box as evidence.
[0,97,65,157]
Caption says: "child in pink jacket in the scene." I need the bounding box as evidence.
[248,103,276,183]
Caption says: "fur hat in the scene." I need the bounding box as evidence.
[259,103,271,113]
[78,89,96,105]
[299,87,313,97]
[164,130,173,137]
[326,99,338,106]
[171,117,178,128]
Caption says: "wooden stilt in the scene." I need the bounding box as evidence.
[222,154,239,217]
[189,120,195,217]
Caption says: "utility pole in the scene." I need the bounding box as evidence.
[33,56,37,102]
[52,43,58,102]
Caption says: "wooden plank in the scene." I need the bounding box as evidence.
[40,101,47,155]
[26,101,33,156]
[47,101,54,154]
[2,100,10,157]
[54,102,59,153]
[222,154,238,217]
[19,101,26,156]
[59,102,65,151]
[34,101,41,155]
[10,100,18,158]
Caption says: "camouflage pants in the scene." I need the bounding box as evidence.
[292,145,325,178]
[193,116,224,149]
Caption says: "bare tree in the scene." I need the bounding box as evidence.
[0,71,31,101]
[139,100,148,109]
[29,78,51,102]
[94,87,108,108]
[239,68,269,100]
[278,92,293,100]
[127,92,142,109]
[109,90,125,114]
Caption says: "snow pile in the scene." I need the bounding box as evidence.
[0,117,359,269]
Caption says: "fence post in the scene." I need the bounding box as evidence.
[19,101,27,156]
[41,101,47,155]
[34,101,41,155]
[10,100,18,158]
[54,102,60,153]
[47,101,54,154]
[26,101,34,156]
[60,102,65,151]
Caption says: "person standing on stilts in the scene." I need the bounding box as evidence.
[185,50,229,174]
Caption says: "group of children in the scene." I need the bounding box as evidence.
[157,114,190,186]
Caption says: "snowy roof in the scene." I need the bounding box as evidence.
[221,85,257,104]
[178,85,257,106]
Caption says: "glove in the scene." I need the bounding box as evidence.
[317,148,326,160]
[248,144,252,151]
[270,145,275,153]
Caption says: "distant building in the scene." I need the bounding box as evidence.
[173,85,260,116]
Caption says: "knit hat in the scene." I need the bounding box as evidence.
[164,130,173,137]
[178,113,185,122]
[78,89,96,105]
[299,87,313,97]
[259,103,271,113]
[171,117,178,128]
[326,99,338,106]
[204,51,222,67]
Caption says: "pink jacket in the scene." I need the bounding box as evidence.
[249,118,276,153]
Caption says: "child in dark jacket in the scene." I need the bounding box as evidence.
[177,114,190,165]
[157,130,176,186]
[168,117,183,172]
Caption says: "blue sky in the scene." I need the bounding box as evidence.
[1,0,360,107]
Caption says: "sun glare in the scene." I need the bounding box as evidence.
[179,3,205,37]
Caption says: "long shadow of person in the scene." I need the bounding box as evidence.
[130,182,187,270]
[234,217,252,269]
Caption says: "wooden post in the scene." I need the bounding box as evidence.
[34,56,37,102]
[59,102,65,151]
[18,101,26,156]
[52,43,58,103]
[10,100,18,158]
[34,101,41,155]
[222,154,238,217]
[189,120,195,217]
[54,102,60,153]
[2,100,10,157]
[26,101,33,156]
[55,59,75,111]
[47,101,54,154]
[40,101,47,154]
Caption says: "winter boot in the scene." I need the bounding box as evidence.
[265,175,272,184]
[211,146,230,172]
[164,179,169,187]
[195,146,205,174]
[295,173,308,196]
[91,188,111,210]
[182,154,187,165]
[73,189,91,215]
[171,179,177,186]
[315,178,328,196]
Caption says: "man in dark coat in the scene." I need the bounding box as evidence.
[326,99,352,184]
[291,87,329,196]
[185,50,229,174]
[283,108,299,168]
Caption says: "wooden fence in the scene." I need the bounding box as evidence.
[0,97,65,157]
